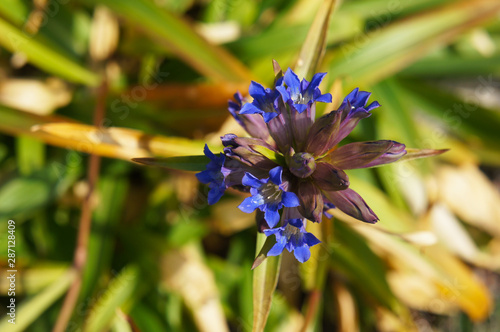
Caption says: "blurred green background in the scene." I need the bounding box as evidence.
[1,0,500,331]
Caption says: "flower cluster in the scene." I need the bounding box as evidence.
[196,64,407,263]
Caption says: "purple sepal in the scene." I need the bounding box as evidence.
[322,188,379,224]
[323,140,407,169]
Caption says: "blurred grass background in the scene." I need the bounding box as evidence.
[1,0,500,331]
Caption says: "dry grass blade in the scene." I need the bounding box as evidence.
[435,164,500,237]
[353,225,492,321]
[32,123,205,159]
[161,245,230,332]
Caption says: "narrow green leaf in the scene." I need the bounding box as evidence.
[294,0,337,79]
[331,221,397,310]
[399,79,500,151]
[132,155,209,171]
[252,232,281,332]
[85,0,252,82]
[84,265,140,332]
[0,269,76,332]
[328,0,500,87]
[16,136,45,176]
[400,55,500,77]
[0,0,29,25]
[0,18,99,86]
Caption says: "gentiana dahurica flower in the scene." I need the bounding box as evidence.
[197,63,409,263]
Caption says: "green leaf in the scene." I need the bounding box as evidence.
[132,155,209,171]
[400,55,500,77]
[0,17,99,85]
[0,173,53,218]
[16,136,45,176]
[252,232,281,332]
[294,0,337,79]
[251,235,278,270]
[85,0,252,82]
[0,0,29,25]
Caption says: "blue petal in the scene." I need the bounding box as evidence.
[276,85,291,102]
[293,244,311,263]
[315,93,332,103]
[207,186,225,205]
[262,111,279,123]
[248,81,266,99]
[242,172,264,188]
[267,234,287,256]
[238,195,264,213]
[365,100,381,112]
[355,91,371,107]
[304,232,321,247]
[300,78,309,93]
[287,218,304,228]
[293,103,308,114]
[284,69,301,100]
[240,102,263,115]
[344,88,359,103]
[263,227,281,236]
[264,206,280,228]
[268,166,282,185]
[203,144,215,160]
[195,170,212,184]
[306,72,327,97]
[282,192,300,208]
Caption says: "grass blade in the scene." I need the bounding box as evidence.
[86,0,252,82]
[252,233,281,332]
[83,265,140,332]
[0,18,99,86]
[328,0,500,87]
[0,269,76,332]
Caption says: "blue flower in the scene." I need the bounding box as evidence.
[276,68,332,113]
[238,166,299,227]
[340,87,380,112]
[239,81,280,123]
[196,145,228,205]
[264,218,321,263]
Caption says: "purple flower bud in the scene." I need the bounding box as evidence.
[288,152,316,178]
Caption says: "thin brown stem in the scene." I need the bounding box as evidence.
[53,81,107,332]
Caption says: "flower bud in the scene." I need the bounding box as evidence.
[289,152,316,178]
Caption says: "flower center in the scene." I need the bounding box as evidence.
[260,182,282,204]
[284,222,302,242]
[289,152,316,178]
